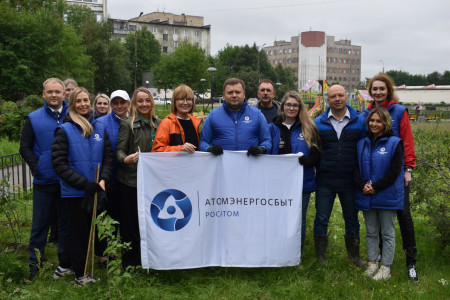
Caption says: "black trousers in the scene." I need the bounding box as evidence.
[119,183,141,269]
[397,185,417,266]
[60,197,103,277]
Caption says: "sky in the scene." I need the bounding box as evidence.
[107,0,450,81]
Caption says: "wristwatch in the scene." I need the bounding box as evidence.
[405,168,413,172]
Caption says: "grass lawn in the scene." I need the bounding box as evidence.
[0,191,448,299]
[0,118,448,299]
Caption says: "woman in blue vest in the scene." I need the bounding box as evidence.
[116,87,161,269]
[354,107,404,280]
[269,90,321,255]
[51,87,113,286]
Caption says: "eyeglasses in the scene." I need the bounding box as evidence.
[285,103,300,109]
[175,98,194,103]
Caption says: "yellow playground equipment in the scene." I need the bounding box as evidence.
[300,80,330,118]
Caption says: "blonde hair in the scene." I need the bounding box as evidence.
[94,93,111,114]
[280,90,321,149]
[68,87,93,137]
[130,87,156,131]
[171,84,196,114]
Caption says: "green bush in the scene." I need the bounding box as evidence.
[23,95,43,111]
[0,101,33,140]
[411,123,449,247]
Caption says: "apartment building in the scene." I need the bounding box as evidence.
[264,31,361,97]
[111,12,211,56]
[65,0,107,21]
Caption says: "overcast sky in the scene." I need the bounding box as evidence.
[108,0,450,80]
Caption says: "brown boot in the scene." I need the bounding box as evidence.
[344,235,366,267]
[314,235,328,263]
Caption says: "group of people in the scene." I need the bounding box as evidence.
[20,74,418,286]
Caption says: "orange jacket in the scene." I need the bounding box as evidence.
[152,113,202,152]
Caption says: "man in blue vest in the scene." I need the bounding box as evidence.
[200,78,271,155]
[20,78,69,282]
[313,84,366,266]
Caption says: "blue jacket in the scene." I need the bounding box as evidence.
[314,105,366,188]
[200,102,271,152]
[362,103,406,137]
[355,135,404,211]
[269,121,316,192]
[97,113,121,185]
[58,119,106,197]
[28,101,68,184]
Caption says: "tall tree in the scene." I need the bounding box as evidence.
[152,41,209,93]
[274,63,297,99]
[0,1,93,100]
[65,5,131,94]
[125,27,161,89]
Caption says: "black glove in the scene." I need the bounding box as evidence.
[298,155,312,166]
[207,145,224,156]
[85,182,101,196]
[247,146,266,156]
[81,190,107,214]
[298,147,321,167]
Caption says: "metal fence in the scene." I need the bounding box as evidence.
[0,153,33,199]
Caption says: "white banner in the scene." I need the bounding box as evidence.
[137,151,303,270]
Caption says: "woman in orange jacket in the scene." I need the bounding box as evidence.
[152,84,202,153]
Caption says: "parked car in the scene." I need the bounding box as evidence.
[247,98,258,106]
[154,96,171,105]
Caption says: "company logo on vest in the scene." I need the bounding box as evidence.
[150,189,192,231]
[377,147,388,155]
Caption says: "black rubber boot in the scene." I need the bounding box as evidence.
[344,235,366,267]
[314,235,328,263]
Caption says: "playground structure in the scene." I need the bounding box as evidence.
[300,80,329,118]
[356,90,373,112]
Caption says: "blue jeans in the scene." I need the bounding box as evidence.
[313,186,360,237]
[364,209,396,266]
[301,191,312,253]
[28,186,69,271]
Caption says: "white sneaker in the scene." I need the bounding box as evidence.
[52,266,74,279]
[365,262,378,277]
[373,265,391,280]
[74,274,100,286]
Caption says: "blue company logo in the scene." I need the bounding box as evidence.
[150,189,192,231]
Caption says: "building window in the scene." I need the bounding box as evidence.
[279,49,282,54]
[183,30,188,36]
[152,27,157,33]
[163,34,168,41]
[129,25,136,31]
[195,42,199,47]
[339,48,342,54]
[173,41,178,47]
[162,46,168,53]
[288,58,291,63]
[195,30,200,36]
[343,69,346,74]
[357,59,360,64]
[173,29,178,34]
[269,50,272,55]
[288,48,292,53]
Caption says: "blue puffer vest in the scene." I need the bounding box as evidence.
[28,101,68,184]
[269,121,316,192]
[355,135,404,211]
[97,113,121,185]
[208,102,264,151]
[58,119,105,197]
[314,105,366,188]
[362,103,406,137]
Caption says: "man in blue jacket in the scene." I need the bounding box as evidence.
[313,84,366,266]
[20,78,69,282]
[200,78,271,155]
